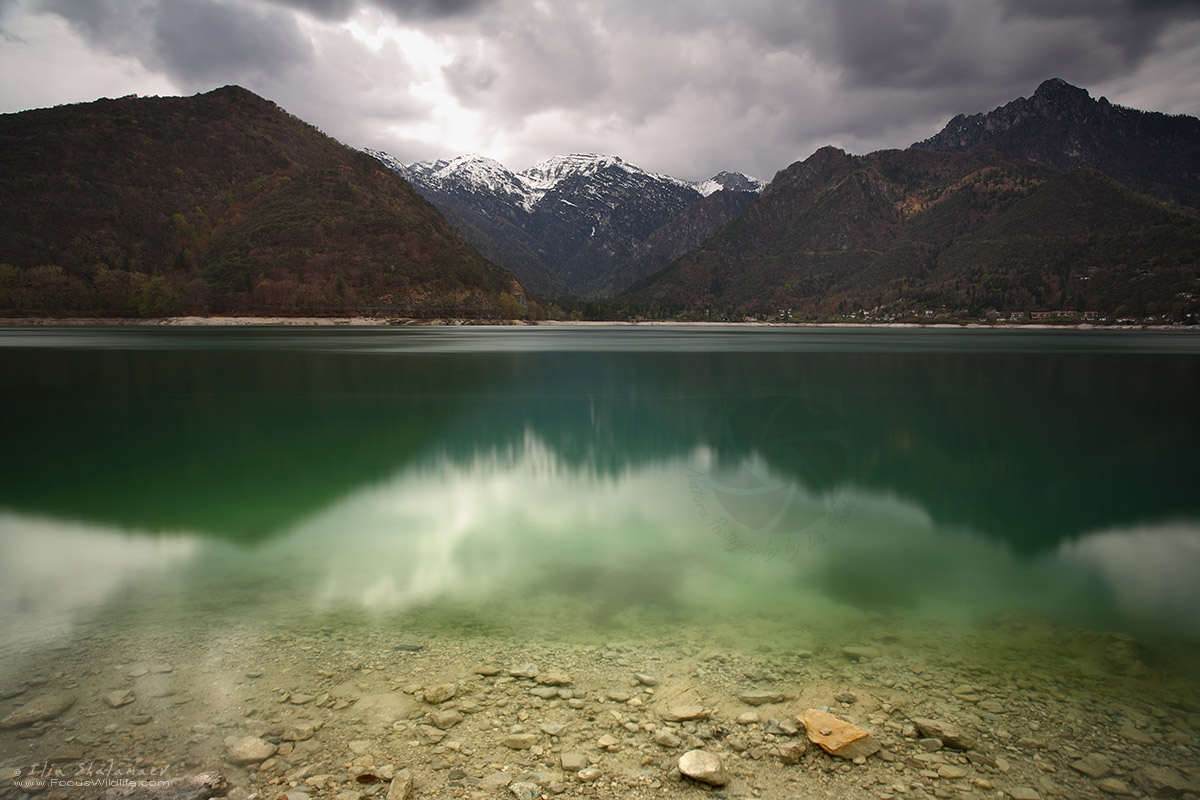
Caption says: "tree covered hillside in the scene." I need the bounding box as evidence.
[0,87,534,318]
[620,147,1200,322]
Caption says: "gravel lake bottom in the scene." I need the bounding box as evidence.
[2,614,1198,800]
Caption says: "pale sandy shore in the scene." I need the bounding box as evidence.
[0,315,1189,330]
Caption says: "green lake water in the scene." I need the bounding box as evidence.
[1,325,1199,684]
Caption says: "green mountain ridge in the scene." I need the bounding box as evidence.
[0,86,535,319]
[620,145,1200,321]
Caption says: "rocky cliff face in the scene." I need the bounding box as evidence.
[914,78,1200,208]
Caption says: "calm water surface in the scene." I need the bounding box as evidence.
[1,325,1199,668]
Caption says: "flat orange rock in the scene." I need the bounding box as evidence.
[799,709,881,759]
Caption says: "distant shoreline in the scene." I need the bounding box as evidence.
[0,315,1194,331]
[0,316,1195,331]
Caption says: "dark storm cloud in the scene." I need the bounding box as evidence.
[819,0,972,88]
[802,0,1198,92]
[13,0,1199,182]
[153,0,311,84]
[37,0,148,52]
[998,0,1196,63]
[38,0,312,85]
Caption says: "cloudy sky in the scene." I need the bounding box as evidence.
[1,0,1198,182]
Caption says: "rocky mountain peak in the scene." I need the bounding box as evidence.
[765,145,855,196]
[912,78,1200,207]
[1030,77,1097,119]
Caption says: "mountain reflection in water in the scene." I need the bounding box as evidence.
[1,326,1198,650]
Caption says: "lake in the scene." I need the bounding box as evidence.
[1,325,1198,798]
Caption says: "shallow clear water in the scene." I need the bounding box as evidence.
[2,325,1198,659]
[4,325,1200,799]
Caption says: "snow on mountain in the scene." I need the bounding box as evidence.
[369,149,762,212]
[522,153,695,195]
[362,147,766,298]
[694,171,768,197]
[397,153,532,203]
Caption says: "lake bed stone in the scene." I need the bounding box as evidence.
[660,704,708,722]
[423,684,456,704]
[912,717,976,750]
[654,730,682,748]
[536,669,571,686]
[225,736,276,765]
[800,709,881,759]
[1133,764,1199,798]
[1071,753,1113,779]
[1097,778,1134,795]
[678,750,727,786]
[430,710,463,730]
[738,690,785,706]
[842,646,880,661]
[509,782,539,800]
[776,741,806,764]
[99,771,227,800]
[560,753,588,772]
[0,692,76,728]
[479,773,512,791]
[386,769,412,800]
[503,733,537,750]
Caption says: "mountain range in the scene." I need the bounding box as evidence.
[1,78,1197,322]
[366,150,764,298]
[365,78,1198,321]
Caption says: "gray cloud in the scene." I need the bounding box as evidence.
[38,0,311,86]
[13,0,1200,182]
[447,0,1196,179]
[261,0,358,21]
[999,0,1195,65]
[262,0,496,21]
[153,0,311,85]
[441,4,611,116]
[820,0,969,88]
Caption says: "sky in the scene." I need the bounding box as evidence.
[1,0,1198,182]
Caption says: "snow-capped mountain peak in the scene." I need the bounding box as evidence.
[362,146,766,299]
[694,171,767,197]
[521,153,628,189]
[401,153,530,199]
[366,148,764,211]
